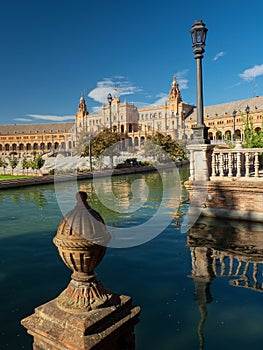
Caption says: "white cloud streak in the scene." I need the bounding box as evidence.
[239,64,263,82]
[152,93,169,106]
[26,114,75,121]
[175,70,189,90]
[88,76,142,104]
[14,118,33,122]
[213,51,225,61]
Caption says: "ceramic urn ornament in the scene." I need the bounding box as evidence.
[53,191,117,312]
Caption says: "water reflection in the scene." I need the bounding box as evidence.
[188,218,263,350]
[0,189,48,208]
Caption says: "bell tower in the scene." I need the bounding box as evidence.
[168,75,182,113]
[76,95,89,134]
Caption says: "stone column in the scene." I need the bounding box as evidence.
[21,191,140,350]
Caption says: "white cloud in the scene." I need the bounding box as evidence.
[88,76,142,104]
[152,93,169,106]
[14,118,33,122]
[239,64,263,82]
[91,106,102,114]
[175,70,189,89]
[26,114,75,121]
[213,51,225,61]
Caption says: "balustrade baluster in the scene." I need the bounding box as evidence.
[211,152,216,177]
[212,254,217,275]
[219,153,224,177]
[236,259,243,274]
[228,152,233,178]
[228,255,234,275]
[255,152,259,178]
[252,262,258,288]
[245,152,250,177]
[236,152,241,178]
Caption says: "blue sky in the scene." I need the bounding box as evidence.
[0,0,262,125]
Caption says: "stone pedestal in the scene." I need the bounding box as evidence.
[187,143,215,181]
[21,295,140,350]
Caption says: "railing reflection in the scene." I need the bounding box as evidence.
[187,219,263,349]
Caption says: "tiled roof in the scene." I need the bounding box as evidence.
[0,122,75,135]
[187,96,263,122]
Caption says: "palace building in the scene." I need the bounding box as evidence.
[0,75,263,157]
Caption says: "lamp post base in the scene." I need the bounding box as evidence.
[192,126,210,144]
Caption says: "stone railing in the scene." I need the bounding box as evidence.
[210,146,263,180]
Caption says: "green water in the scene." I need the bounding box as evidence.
[1,167,263,349]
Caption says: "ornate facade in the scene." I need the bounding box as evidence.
[0,75,263,158]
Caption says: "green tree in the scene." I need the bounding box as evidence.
[241,112,263,148]
[145,132,188,161]
[8,156,19,174]
[0,157,8,174]
[85,129,121,158]
[78,129,121,168]
[33,154,45,173]
[22,157,30,175]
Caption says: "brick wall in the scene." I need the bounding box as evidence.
[184,180,263,222]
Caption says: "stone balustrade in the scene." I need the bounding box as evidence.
[210,147,263,181]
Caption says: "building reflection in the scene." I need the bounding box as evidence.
[187,218,263,349]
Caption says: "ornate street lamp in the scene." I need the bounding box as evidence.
[246,105,250,125]
[107,93,113,130]
[182,109,187,140]
[190,20,209,144]
[176,112,179,139]
[87,134,93,172]
[232,109,237,141]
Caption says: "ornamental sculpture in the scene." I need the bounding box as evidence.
[53,191,118,312]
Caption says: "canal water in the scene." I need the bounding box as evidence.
[1,167,263,349]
